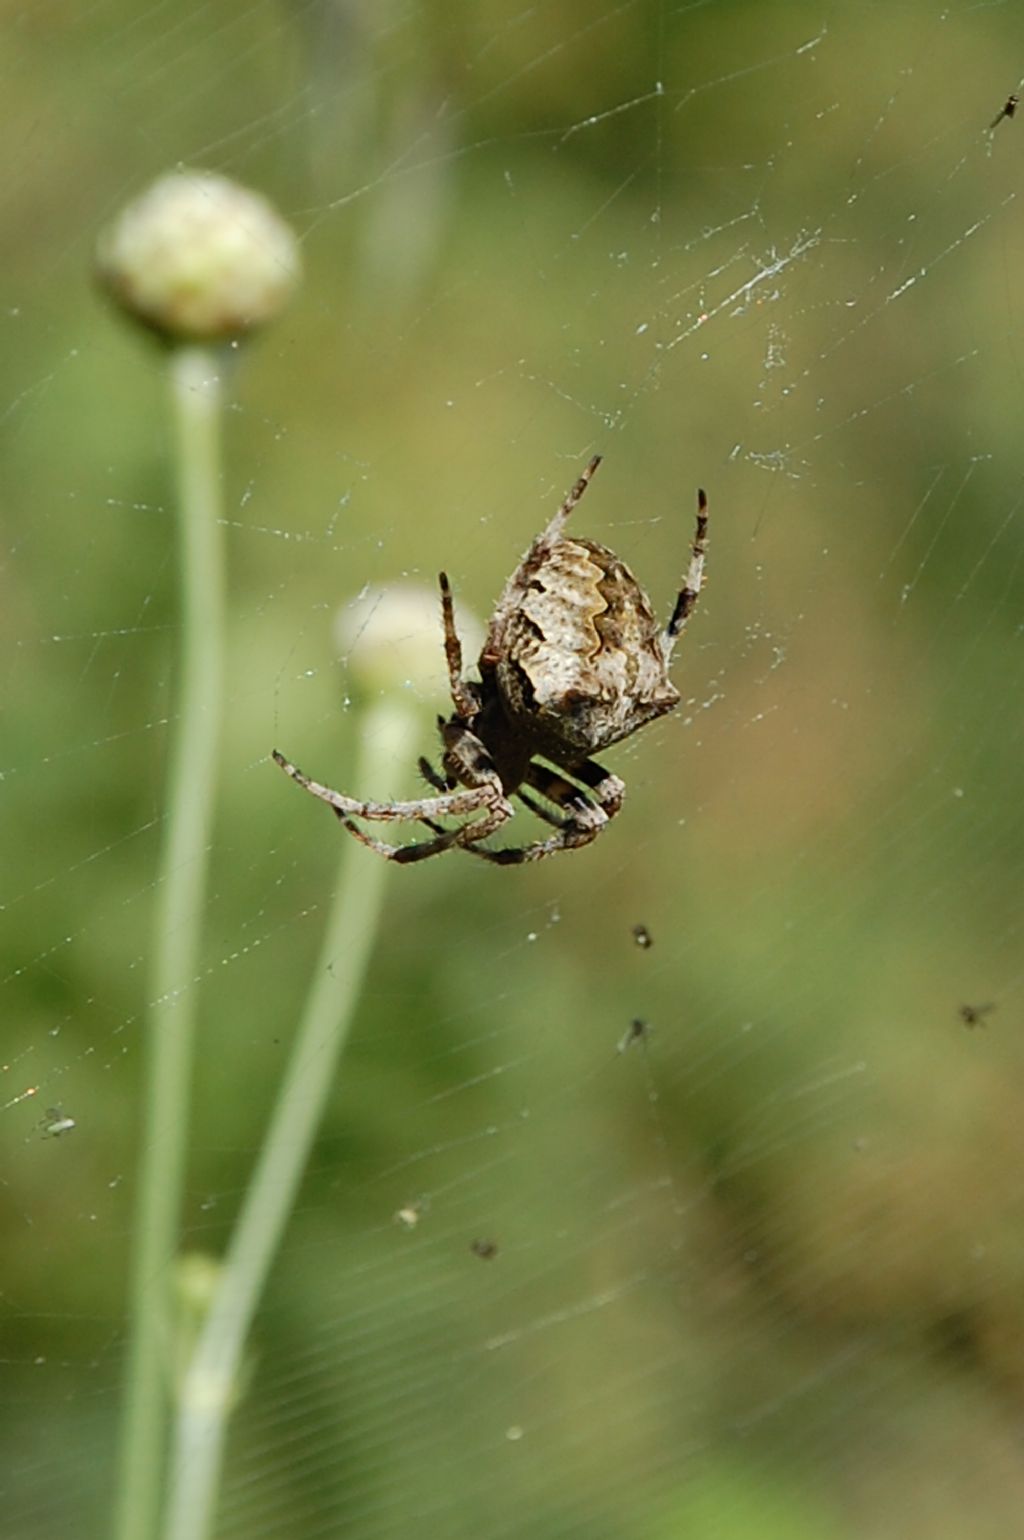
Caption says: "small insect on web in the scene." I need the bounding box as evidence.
[959,1002,995,1029]
[273,457,709,864]
[39,1106,76,1138]
[989,94,1019,130]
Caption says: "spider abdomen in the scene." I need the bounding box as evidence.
[493,536,679,757]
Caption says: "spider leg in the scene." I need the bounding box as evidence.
[272,749,496,822]
[329,808,465,862]
[412,723,515,842]
[417,800,520,843]
[451,790,515,848]
[537,455,603,545]
[479,457,605,675]
[662,488,708,664]
[274,730,516,862]
[438,572,480,719]
[327,796,507,863]
[418,756,452,793]
[515,786,569,829]
[374,790,515,861]
[459,758,624,864]
[513,756,622,830]
[571,756,626,818]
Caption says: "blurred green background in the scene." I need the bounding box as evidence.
[3,2,1024,1537]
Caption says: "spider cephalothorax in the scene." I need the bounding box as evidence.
[273,456,708,864]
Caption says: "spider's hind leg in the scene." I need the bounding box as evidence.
[663,488,708,663]
[538,454,603,546]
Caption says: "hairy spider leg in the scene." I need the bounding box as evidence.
[272,728,516,862]
[515,787,569,829]
[525,759,625,822]
[536,454,603,546]
[662,488,708,663]
[349,784,516,864]
[272,749,495,822]
[414,731,483,836]
[571,755,627,814]
[329,809,466,862]
[315,781,513,864]
[512,760,615,831]
[457,757,625,864]
[425,773,570,853]
[438,572,479,720]
[418,754,452,793]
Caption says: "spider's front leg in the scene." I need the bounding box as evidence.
[418,755,452,794]
[387,727,516,859]
[271,724,515,862]
[271,749,497,822]
[438,721,516,847]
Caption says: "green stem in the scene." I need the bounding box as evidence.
[161,700,413,1540]
[114,346,226,1540]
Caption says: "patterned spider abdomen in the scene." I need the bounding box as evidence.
[490,536,679,760]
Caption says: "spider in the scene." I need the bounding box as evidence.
[272,456,708,864]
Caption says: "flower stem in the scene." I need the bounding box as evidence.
[114,346,226,1540]
[161,700,414,1540]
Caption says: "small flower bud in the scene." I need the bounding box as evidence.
[173,1252,246,1410]
[175,1252,224,1324]
[335,583,482,703]
[95,170,300,344]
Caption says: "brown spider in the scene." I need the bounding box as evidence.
[272,456,708,864]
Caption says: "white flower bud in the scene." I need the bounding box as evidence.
[96,170,300,343]
[334,583,483,702]
[175,1252,224,1322]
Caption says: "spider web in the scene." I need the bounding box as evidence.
[4,2,1024,1537]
